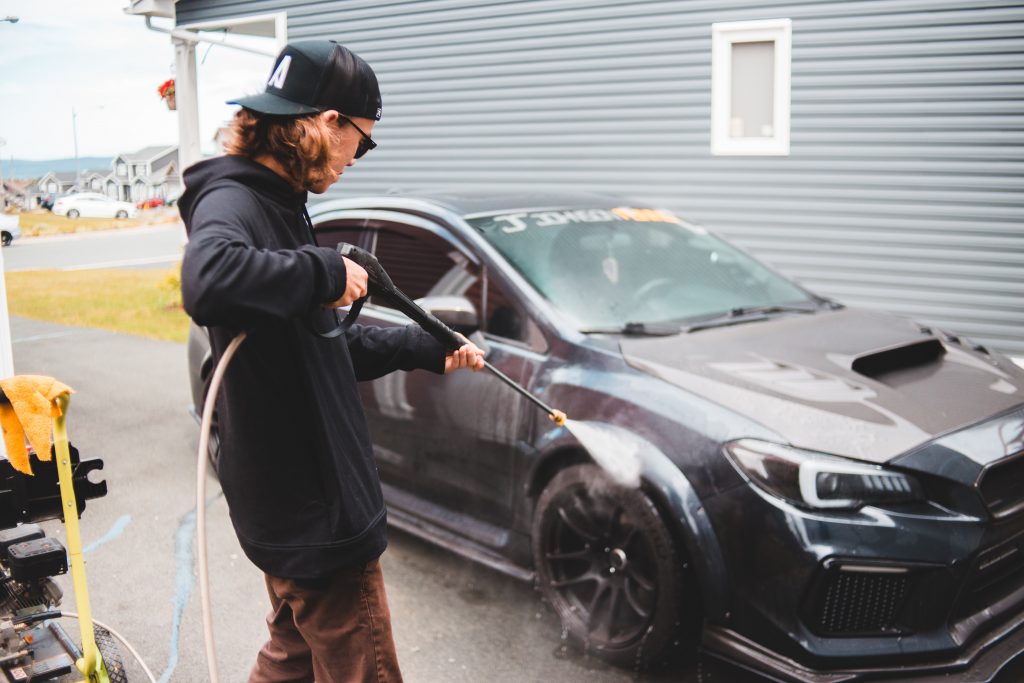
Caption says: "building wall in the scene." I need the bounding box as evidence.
[177,0,1024,355]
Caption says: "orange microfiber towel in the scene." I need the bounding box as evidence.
[0,375,74,475]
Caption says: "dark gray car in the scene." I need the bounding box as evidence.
[188,192,1024,680]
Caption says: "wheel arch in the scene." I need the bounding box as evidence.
[525,434,731,623]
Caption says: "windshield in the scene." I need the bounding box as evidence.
[467,207,815,329]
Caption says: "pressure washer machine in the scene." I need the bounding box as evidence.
[0,388,125,682]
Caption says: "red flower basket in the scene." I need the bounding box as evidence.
[158,79,176,111]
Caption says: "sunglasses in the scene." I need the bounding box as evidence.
[339,114,377,159]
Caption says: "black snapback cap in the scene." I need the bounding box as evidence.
[229,40,382,120]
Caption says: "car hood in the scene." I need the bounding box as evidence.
[619,308,1024,463]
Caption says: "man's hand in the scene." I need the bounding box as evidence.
[445,341,486,374]
[326,256,369,308]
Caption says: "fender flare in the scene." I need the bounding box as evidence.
[529,424,731,621]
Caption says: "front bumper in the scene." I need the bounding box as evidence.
[703,608,1024,682]
[701,480,1024,680]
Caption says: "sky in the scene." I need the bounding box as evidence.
[0,0,275,166]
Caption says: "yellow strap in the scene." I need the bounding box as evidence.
[52,395,104,679]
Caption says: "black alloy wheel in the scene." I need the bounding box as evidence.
[66,209,80,219]
[1,232,11,247]
[532,464,696,668]
[115,210,128,219]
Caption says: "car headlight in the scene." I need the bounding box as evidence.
[724,439,923,510]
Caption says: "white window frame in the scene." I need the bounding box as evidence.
[711,18,792,156]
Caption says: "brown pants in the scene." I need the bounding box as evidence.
[248,559,403,683]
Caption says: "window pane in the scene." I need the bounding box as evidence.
[730,40,775,138]
[313,221,367,251]
[472,275,525,342]
[368,227,481,312]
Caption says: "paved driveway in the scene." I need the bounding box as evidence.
[9,315,747,683]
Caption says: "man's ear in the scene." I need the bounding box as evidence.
[320,109,340,126]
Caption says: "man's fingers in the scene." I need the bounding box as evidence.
[444,343,486,374]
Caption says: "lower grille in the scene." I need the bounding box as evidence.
[810,566,910,635]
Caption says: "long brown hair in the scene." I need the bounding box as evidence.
[225,109,338,191]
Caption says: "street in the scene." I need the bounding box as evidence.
[9,314,739,682]
[2,222,185,272]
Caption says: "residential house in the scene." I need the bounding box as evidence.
[36,171,78,196]
[105,145,181,202]
[80,170,109,194]
[135,1,1023,356]
[1,180,38,211]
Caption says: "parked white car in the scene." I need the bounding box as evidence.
[52,193,137,219]
[0,214,20,247]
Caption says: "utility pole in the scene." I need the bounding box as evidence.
[72,107,79,187]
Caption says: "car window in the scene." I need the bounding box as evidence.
[367,223,474,307]
[312,218,370,252]
[465,272,546,350]
[313,217,545,349]
[468,207,813,328]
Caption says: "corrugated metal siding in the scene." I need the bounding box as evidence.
[177,0,1024,355]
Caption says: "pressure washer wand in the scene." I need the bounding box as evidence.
[337,243,567,426]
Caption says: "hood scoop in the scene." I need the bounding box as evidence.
[851,338,945,380]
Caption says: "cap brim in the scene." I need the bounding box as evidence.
[227,92,322,116]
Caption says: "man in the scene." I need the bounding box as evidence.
[179,40,484,682]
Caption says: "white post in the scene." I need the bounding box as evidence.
[0,243,9,460]
[174,38,201,171]
[0,135,10,381]
[0,243,13,378]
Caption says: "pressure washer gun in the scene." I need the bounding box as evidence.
[336,242,567,426]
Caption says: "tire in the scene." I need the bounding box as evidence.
[1,232,11,247]
[66,209,80,219]
[532,464,697,668]
[94,625,128,683]
[115,210,128,219]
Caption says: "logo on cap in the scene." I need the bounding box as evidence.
[267,55,292,89]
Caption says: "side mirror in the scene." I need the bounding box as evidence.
[416,295,480,334]
[415,296,489,354]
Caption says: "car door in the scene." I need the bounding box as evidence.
[81,197,102,218]
[316,211,542,529]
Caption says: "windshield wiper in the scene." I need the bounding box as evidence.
[727,304,819,317]
[580,322,682,336]
[684,304,818,333]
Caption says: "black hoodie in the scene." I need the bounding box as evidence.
[180,155,445,579]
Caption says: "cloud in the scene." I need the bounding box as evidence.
[0,0,274,159]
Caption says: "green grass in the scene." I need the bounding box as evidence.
[4,265,190,342]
